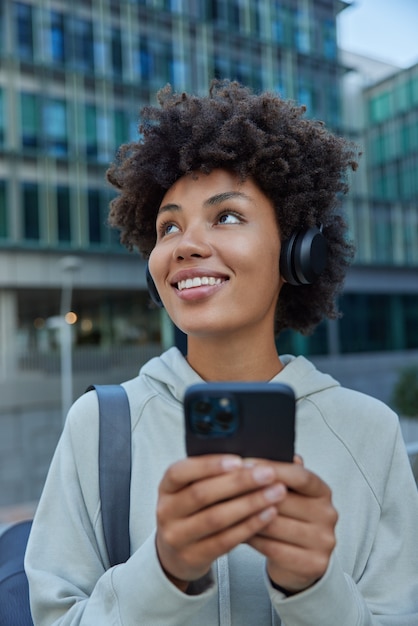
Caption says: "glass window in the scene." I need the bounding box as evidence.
[88,190,102,243]
[97,111,111,162]
[0,4,4,56]
[271,4,290,45]
[340,294,418,353]
[0,181,7,238]
[114,110,127,147]
[404,295,418,349]
[43,98,68,156]
[411,121,418,151]
[339,294,393,353]
[57,187,71,243]
[277,322,328,356]
[297,78,317,116]
[228,1,241,29]
[85,104,98,157]
[249,3,260,35]
[153,40,174,84]
[111,28,123,78]
[21,92,40,148]
[49,10,66,64]
[69,17,94,73]
[211,0,227,23]
[371,204,393,261]
[369,92,392,123]
[22,183,40,240]
[322,19,336,60]
[0,89,4,146]
[396,80,410,112]
[401,121,411,153]
[295,9,310,53]
[14,2,34,61]
[400,161,414,199]
[411,76,418,105]
[139,37,154,80]
[213,54,231,81]
[326,82,340,129]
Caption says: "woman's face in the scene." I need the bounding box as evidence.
[148,169,284,340]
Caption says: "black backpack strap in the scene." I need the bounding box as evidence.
[86,384,132,567]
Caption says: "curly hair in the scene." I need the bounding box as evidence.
[107,80,359,335]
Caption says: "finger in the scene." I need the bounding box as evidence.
[268,489,337,525]
[160,455,243,493]
[293,454,304,466]
[165,482,287,546]
[183,506,280,569]
[252,514,335,551]
[157,504,279,583]
[271,463,331,498]
[159,464,283,519]
[248,534,330,590]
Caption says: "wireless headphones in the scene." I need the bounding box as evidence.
[146,225,328,305]
[279,225,328,286]
[146,263,164,307]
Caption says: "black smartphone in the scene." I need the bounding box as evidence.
[184,382,295,462]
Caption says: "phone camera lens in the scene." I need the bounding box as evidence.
[217,410,234,430]
[195,415,212,434]
[194,400,212,414]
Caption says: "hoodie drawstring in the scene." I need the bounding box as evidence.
[217,556,231,626]
[217,555,281,626]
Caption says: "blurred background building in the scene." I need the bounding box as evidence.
[0,0,417,508]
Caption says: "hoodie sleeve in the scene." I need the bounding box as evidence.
[25,393,216,626]
[266,424,418,626]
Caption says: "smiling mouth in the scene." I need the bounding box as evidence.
[177,276,226,291]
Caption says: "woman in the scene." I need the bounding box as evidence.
[26,81,418,625]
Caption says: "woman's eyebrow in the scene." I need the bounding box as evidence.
[204,191,252,206]
[157,191,252,215]
[157,202,181,215]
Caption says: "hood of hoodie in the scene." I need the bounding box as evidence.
[139,347,340,405]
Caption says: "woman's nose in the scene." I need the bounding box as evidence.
[173,225,212,260]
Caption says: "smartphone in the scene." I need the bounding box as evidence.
[184,382,295,462]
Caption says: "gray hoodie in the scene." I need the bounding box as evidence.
[26,347,418,625]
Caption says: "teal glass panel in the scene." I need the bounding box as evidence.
[43,98,68,156]
[57,187,71,243]
[0,181,7,238]
[21,92,39,148]
[85,104,97,157]
[23,183,39,240]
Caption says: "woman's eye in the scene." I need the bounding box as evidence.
[158,221,179,237]
[217,212,242,225]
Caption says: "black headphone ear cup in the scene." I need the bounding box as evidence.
[146,264,163,308]
[279,232,298,285]
[280,226,328,286]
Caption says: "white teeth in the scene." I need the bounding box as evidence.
[177,276,223,291]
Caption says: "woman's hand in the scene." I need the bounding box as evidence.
[156,455,287,590]
[247,460,338,594]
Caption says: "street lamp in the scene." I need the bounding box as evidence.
[59,256,81,423]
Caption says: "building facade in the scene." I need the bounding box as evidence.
[338,52,418,360]
[1,0,417,506]
[0,0,347,381]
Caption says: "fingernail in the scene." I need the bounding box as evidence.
[264,484,286,502]
[253,465,275,484]
[221,456,243,471]
[259,506,277,522]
